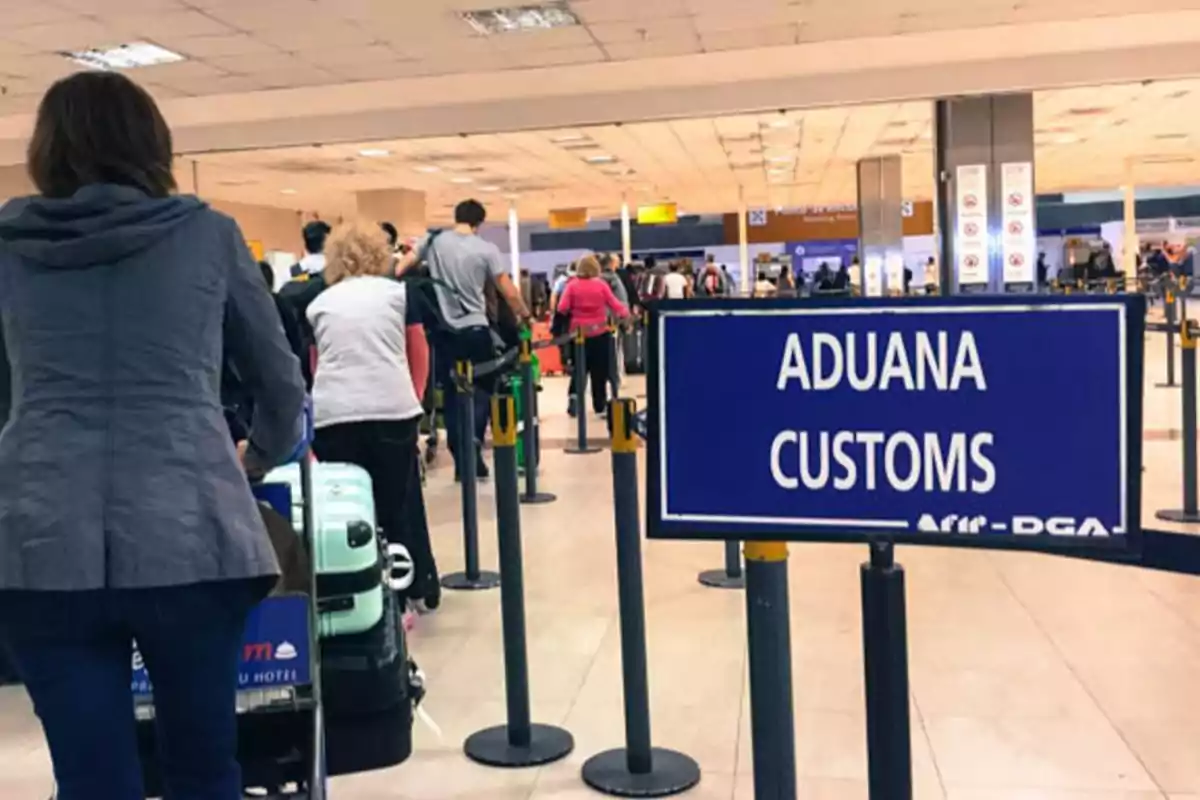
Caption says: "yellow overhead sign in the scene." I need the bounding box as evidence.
[637,202,677,225]
[549,207,589,229]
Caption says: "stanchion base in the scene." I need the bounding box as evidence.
[1156,509,1200,524]
[463,723,574,768]
[697,569,745,590]
[440,570,501,591]
[581,747,702,797]
[520,491,558,505]
[1155,382,1181,389]
[565,446,603,455]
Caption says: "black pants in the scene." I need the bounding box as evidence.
[313,418,438,604]
[435,326,495,467]
[0,581,259,799]
[571,333,614,415]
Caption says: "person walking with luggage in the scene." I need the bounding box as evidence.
[0,71,306,800]
[557,254,631,417]
[307,222,440,611]
[395,199,531,480]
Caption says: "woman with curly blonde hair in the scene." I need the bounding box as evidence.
[307,221,440,608]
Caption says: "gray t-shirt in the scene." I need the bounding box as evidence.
[419,230,506,330]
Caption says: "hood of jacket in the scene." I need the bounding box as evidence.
[0,184,206,269]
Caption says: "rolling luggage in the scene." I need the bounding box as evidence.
[623,326,645,375]
[265,462,385,639]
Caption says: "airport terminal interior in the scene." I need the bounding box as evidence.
[4,0,1200,798]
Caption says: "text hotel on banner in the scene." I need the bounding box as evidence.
[956,165,989,286]
[1001,162,1035,285]
[645,296,1144,553]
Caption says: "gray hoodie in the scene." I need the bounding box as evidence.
[0,184,305,591]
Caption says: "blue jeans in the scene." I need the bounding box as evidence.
[0,581,260,800]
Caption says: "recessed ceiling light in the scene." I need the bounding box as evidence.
[478,185,501,192]
[504,193,521,200]
[414,165,441,173]
[767,154,796,163]
[62,41,184,70]
[584,154,617,164]
[767,118,795,129]
[551,133,588,143]
[450,176,474,184]
[358,148,391,158]
[280,189,298,195]
[461,3,581,35]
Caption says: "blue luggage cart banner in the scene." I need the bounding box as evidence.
[132,594,312,696]
[646,295,1144,552]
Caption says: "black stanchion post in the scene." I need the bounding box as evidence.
[519,338,556,505]
[582,400,701,797]
[744,542,797,800]
[608,323,621,401]
[464,393,574,767]
[441,360,501,591]
[1157,319,1200,523]
[861,540,913,800]
[698,540,745,589]
[567,327,601,455]
[1159,288,1179,389]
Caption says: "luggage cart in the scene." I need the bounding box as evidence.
[134,454,328,799]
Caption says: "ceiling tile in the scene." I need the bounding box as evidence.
[295,44,401,68]
[604,37,701,60]
[161,74,269,95]
[701,25,798,51]
[107,10,237,39]
[256,23,379,51]
[253,66,343,90]
[6,19,118,50]
[572,0,690,24]
[169,33,279,59]
[587,17,697,45]
[208,51,311,76]
[506,45,606,69]
[324,60,431,83]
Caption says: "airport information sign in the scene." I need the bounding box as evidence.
[646,296,1143,552]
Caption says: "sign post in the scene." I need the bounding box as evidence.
[646,296,1143,799]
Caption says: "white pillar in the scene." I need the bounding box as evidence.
[1122,160,1138,274]
[508,201,521,283]
[738,190,750,295]
[620,199,632,266]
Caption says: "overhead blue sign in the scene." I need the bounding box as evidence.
[133,595,312,697]
[646,295,1143,551]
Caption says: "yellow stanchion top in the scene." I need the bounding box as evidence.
[519,338,532,364]
[1183,319,1196,350]
[744,542,788,562]
[490,395,517,446]
[611,398,638,454]
[455,360,473,387]
[575,326,586,344]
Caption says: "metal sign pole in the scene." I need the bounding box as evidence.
[861,540,913,800]
[1159,288,1179,389]
[744,542,797,800]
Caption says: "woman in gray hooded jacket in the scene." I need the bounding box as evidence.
[0,72,306,798]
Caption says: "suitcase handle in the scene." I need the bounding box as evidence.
[385,543,415,592]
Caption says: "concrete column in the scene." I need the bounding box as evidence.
[1123,161,1138,275]
[738,190,750,295]
[934,93,1036,294]
[620,199,632,267]
[508,202,521,283]
[857,155,903,296]
[355,188,426,240]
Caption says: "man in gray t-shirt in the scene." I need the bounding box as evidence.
[397,199,529,479]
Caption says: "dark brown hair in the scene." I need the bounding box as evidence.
[28,71,176,199]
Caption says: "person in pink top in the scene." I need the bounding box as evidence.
[557,253,631,416]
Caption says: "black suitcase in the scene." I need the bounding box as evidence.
[623,328,645,375]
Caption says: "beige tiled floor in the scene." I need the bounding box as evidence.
[4,336,1200,799]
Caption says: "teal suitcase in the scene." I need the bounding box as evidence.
[265,462,385,638]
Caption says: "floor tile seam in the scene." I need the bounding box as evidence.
[990,561,1169,796]
[910,695,950,800]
